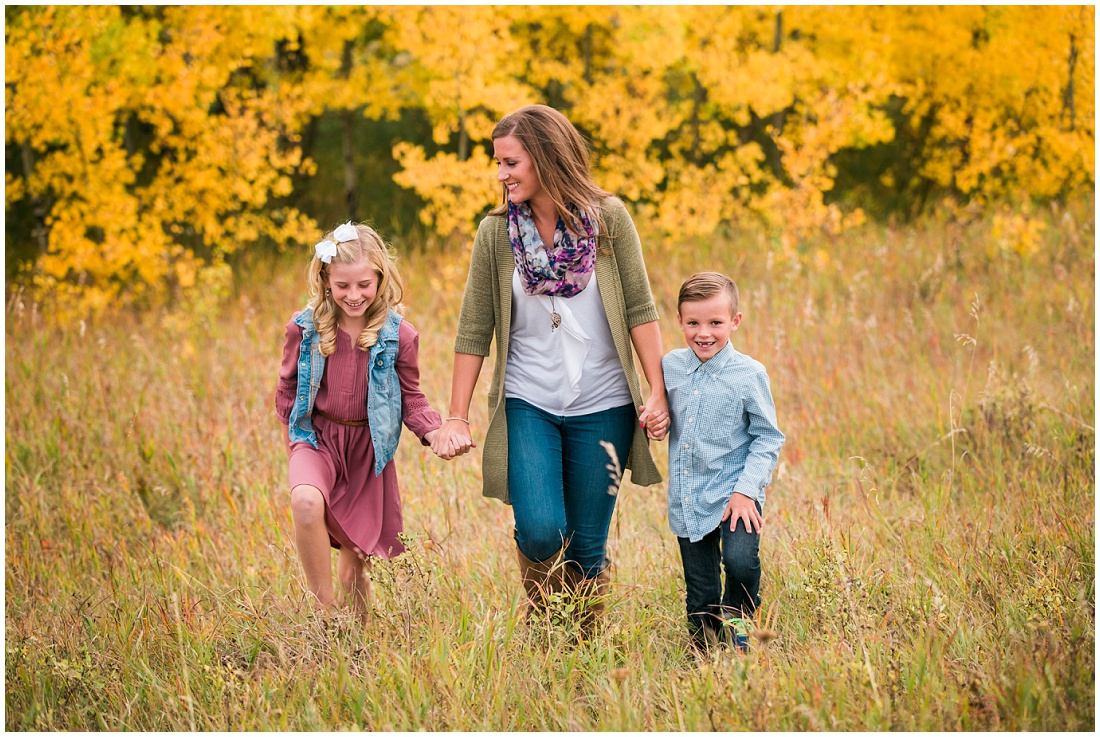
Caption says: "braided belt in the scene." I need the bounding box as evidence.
[313,407,370,427]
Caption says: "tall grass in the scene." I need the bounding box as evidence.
[6,200,1094,730]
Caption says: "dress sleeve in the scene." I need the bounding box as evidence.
[275,316,304,424]
[396,320,443,444]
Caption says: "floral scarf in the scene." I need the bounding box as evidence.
[508,200,597,297]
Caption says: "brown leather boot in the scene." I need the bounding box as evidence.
[515,545,568,616]
[565,556,612,634]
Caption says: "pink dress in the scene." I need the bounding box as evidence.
[275,317,441,559]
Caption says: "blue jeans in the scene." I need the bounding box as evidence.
[677,501,762,641]
[506,398,636,578]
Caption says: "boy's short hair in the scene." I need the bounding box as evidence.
[677,272,739,315]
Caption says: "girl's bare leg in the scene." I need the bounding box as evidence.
[337,547,372,622]
[290,484,336,609]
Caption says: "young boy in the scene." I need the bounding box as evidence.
[662,272,785,652]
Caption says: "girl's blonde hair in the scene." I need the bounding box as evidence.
[305,224,404,357]
[488,104,611,237]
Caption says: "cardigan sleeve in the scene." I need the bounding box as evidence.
[453,216,500,356]
[603,198,660,329]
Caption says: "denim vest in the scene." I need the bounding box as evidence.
[287,307,404,476]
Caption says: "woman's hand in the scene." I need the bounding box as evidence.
[434,353,485,460]
[431,418,476,460]
[627,321,668,441]
[638,391,670,440]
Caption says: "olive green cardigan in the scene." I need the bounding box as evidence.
[454,197,663,504]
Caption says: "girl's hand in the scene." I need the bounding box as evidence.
[424,429,439,446]
[432,419,475,460]
[722,492,762,534]
[638,391,670,441]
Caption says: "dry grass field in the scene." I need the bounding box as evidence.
[5,201,1094,730]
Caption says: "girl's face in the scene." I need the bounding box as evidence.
[494,134,545,207]
[326,259,380,326]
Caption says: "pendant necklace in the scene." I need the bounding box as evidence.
[549,295,562,331]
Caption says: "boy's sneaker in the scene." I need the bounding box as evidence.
[724,617,750,652]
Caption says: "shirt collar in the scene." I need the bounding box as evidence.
[685,340,735,372]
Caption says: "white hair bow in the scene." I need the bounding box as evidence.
[314,222,360,264]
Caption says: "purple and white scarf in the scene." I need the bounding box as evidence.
[508,200,597,298]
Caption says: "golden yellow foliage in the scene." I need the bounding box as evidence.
[6,6,1093,317]
[391,143,499,240]
[6,6,316,322]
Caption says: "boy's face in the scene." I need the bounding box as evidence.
[677,294,742,362]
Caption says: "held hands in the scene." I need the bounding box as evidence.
[431,418,476,460]
[723,492,762,534]
[638,391,670,441]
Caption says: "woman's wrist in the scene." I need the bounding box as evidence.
[445,416,470,425]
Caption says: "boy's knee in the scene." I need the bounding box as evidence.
[722,554,760,587]
[290,485,326,524]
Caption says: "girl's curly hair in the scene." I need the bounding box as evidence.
[305,224,404,356]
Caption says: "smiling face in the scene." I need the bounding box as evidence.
[325,258,380,329]
[493,134,546,208]
[677,294,742,362]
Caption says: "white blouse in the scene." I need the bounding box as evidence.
[504,268,633,416]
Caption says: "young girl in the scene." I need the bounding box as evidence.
[275,222,444,620]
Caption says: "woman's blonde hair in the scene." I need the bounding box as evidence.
[305,224,404,356]
[488,104,611,237]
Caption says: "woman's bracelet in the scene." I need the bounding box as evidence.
[445,417,470,425]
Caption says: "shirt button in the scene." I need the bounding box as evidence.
[299,396,304,401]
[693,390,699,395]
[683,443,690,449]
[688,417,694,423]
[376,360,384,367]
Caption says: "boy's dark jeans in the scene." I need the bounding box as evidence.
[677,502,762,645]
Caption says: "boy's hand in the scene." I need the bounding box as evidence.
[722,492,762,534]
[639,392,670,441]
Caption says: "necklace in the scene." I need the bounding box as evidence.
[549,295,561,331]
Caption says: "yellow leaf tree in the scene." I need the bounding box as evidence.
[6,6,317,322]
[389,6,534,241]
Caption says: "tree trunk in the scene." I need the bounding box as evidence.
[340,39,359,222]
[20,141,50,256]
[583,24,593,85]
[1060,32,1078,132]
[457,107,469,162]
[690,73,705,165]
[342,110,359,223]
[768,11,785,178]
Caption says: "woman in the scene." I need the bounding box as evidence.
[432,105,668,626]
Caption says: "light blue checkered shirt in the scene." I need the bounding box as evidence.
[663,342,785,542]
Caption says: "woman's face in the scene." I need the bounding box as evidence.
[493,134,544,206]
